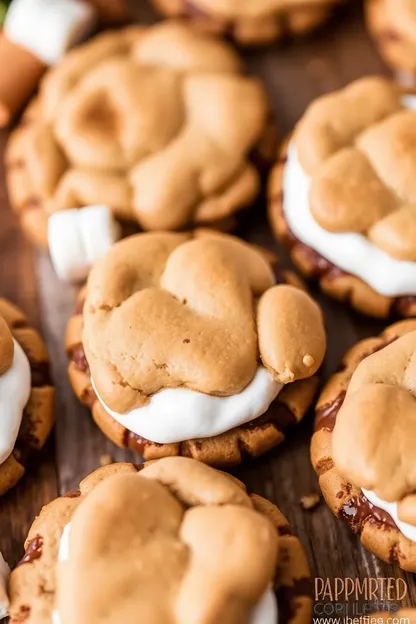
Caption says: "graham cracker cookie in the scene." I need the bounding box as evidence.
[65,230,325,467]
[268,76,416,318]
[5,22,275,249]
[311,318,416,571]
[366,0,416,81]
[0,298,54,497]
[8,457,312,624]
[152,0,347,46]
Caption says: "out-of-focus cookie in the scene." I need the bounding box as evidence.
[65,230,326,466]
[269,76,416,318]
[0,298,54,496]
[152,0,347,46]
[6,21,274,249]
[311,319,416,571]
[8,457,312,624]
[366,0,416,82]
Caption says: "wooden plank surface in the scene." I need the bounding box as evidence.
[1,0,415,613]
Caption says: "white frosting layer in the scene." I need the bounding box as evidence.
[0,339,31,466]
[362,488,416,543]
[55,523,277,624]
[282,96,416,297]
[92,366,283,445]
[48,205,120,283]
[0,551,10,619]
[5,0,96,66]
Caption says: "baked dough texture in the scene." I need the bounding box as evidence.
[311,319,416,571]
[6,22,271,248]
[66,230,325,465]
[268,77,416,317]
[366,0,416,78]
[152,0,345,46]
[0,299,54,496]
[9,458,312,624]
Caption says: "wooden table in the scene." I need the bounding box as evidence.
[1,0,415,616]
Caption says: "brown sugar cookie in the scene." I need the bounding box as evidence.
[65,230,326,467]
[8,457,312,624]
[268,76,416,318]
[311,318,416,571]
[6,22,274,250]
[366,0,416,82]
[151,0,347,46]
[0,298,54,497]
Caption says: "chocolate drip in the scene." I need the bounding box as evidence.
[315,392,346,432]
[340,493,396,533]
[19,536,43,565]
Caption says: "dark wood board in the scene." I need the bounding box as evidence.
[1,0,415,615]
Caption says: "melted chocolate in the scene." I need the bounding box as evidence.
[72,344,90,374]
[30,361,52,387]
[64,489,81,498]
[19,536,43,565]
[341,493,396,533]
[315,392,346,432]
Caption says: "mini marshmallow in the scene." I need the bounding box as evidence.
[5,0,97,66]
[48,205,121,283]
[0,551,10,619]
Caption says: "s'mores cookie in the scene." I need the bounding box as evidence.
[312,319,416,571]
[66,230,326,466]
[0,298,54,496]
[269,76,416,317]
[8,457,312,624]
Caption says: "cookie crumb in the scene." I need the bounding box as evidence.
[300,493,320,510]
[303,354,315,367]
[100,454,114,467]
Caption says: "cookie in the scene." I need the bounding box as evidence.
[151,0,346,46]
[269,76,416,318]
[311,318,416,571]
[8,457,312,624]
[6,21,274,249]
[0,298,54,496]
[65,230,325,467]
[366,0,416,82]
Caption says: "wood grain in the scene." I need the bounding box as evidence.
[0,0,415,615]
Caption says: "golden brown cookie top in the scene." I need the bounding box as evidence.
[83,230,326,412]
[183,0,341,18]
[0,315,14,376]
[294,76,416,261]
[16,21,269,232]
[332,330,416,525]
[55,458,278,624]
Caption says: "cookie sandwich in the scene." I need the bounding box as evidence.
[269,76,416,318]
[66,230,326,466]
[152,0,347,46]
[8,457,312,624]
[366,0,416,82]
[0,298,54,496]
[312,319,416,571]
[6,22,272,260]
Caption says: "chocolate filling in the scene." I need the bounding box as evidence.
[18,536,43,566]
[64,488,81,498]
[315,334,407,537]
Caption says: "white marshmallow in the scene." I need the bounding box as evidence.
[0,339,31,466]
[54,524,278,624]
[362,489,416,544]
[92,366,283,445]
[282,96,416,298]
[5,0,96,66]
[48,205,121,283]
[0,551,10,619]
